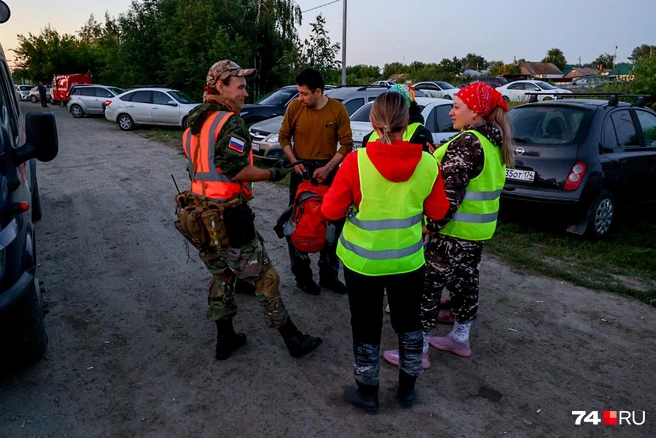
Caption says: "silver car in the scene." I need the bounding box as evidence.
[67,84,125,118]
[15,84,33,101]
[28,85,52,103]
[104,87,200,131]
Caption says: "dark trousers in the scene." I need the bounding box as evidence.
[345,266,425,345]
[39,93,48,107]
[287,160,343,282]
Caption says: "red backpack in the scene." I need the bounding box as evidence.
[276,180,330,253]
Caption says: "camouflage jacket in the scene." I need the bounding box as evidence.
[187,103,252,179]
[426,122,503,233]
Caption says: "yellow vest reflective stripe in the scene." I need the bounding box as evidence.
[337,149,438,276]
[368,122,421,143]
[433,130,506,240]
[182,111,253,202]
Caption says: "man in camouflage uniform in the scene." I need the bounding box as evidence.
[181,60,322,360]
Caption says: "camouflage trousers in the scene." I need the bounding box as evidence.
[421,233,483,329]
[199,232,289,329]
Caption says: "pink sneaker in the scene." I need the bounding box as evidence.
[382,349,431,369]
[429,333,472,357]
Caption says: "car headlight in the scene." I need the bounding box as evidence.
[266,133,279,143]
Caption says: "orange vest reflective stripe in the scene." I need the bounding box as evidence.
[182,111,253,202]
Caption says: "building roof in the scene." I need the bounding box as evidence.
[520,62,563,77]
[564,67,601,78]
[611,63,634,75]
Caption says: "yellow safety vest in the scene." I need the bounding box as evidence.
[368,122,421,143]
[337,148,438,276]
[433,130,506,241]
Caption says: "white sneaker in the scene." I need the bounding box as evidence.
[385,304,390,313]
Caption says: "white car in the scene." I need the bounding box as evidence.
[372,80,396,87]
[350,97,459,149]
[104,87,200,130]
[15,84,33,101]
[413,81,458,100]
[496,80,572,102]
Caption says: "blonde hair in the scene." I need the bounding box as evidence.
[369,92,408,144]
[488,106,514,167]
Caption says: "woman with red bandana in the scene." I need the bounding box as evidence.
[383,82,514,365]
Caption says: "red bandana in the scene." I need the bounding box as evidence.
[456,82,508,116]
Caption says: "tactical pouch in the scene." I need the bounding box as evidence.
[201,208,230,249]
[174,206,209,249]
[222,203,256,248]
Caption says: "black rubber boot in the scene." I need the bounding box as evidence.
[215,319,247,360]
[397,369,418,409]
[278,318,323,358]
[344,382,380,414]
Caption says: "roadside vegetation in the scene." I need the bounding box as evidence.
[489,207,656,305]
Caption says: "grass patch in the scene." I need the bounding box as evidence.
[137,127,183,149]
[488,207,656,305]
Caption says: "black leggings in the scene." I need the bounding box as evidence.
[345,266,425,345]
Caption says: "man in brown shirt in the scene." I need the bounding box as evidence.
[280,68,353,295]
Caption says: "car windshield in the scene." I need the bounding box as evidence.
[109,87,125,95]
[18,85,32,91]
[536,81,556,90]
[169,91,195,104]
[436,82,454,89]
[257,88,297,105]
[509,105,592,145]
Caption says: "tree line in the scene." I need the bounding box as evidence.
[10,0,656,104]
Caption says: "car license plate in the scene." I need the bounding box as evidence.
[251,143,260,151]
[506,168,535,182]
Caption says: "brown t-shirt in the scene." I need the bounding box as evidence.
[279,97,353,160]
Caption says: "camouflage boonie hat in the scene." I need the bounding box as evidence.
[206,60,256,89]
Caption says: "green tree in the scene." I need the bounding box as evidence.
[591,53,614,70]
[300,14,341,84]
[382,62,409,80]
[460,53,487,71]
[629,54,656,107]
[629,44,655,62]
[541,48,567,70]
[345,64,381,85]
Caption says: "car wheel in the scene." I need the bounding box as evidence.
[443,95,452,100]
[502,96,510,103]
[586,190,614,239]
[118,114,135,131]
[30,95,37,103]
[181,116,189,130]
[15,278,48,362]
[70,104,84,118]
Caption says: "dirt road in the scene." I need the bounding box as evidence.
[1,103,655,437]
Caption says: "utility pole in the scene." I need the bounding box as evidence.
[613,45,618,68]
[341,0,347,85]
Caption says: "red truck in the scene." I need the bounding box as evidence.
[51,74,92,104]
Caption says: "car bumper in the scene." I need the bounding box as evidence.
[252,140,284,161]
[0,267,36,315]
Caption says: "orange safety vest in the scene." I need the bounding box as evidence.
[182,111,253,202]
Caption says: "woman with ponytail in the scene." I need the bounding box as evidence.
[321,92,449,413]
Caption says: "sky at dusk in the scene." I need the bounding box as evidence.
[1,0,654,69]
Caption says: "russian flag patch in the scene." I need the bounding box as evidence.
[228,136,245,153]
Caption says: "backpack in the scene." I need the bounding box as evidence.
[275,180,330,253]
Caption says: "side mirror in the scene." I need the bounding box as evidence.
[0,1,10,23]
[13,112,59,165]
[167,100,178,107]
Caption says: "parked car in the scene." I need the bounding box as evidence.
[502,95,656,238]
[350,97,458,148]
[240,85,298,126]
[249,86,391,160]
[104,87,200,130]
[458,77,509,89]
[15,84,33,101]
[372,80,396,87]
[558,75,620,93]
[0,0,59,363]
[28,85,52,103]
[67,84,125,118]
[51,73,93,104]
[413,81,458,100]
[496,80,572,102]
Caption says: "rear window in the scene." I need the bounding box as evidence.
[509,105,592,145]
[350,103,372,122]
